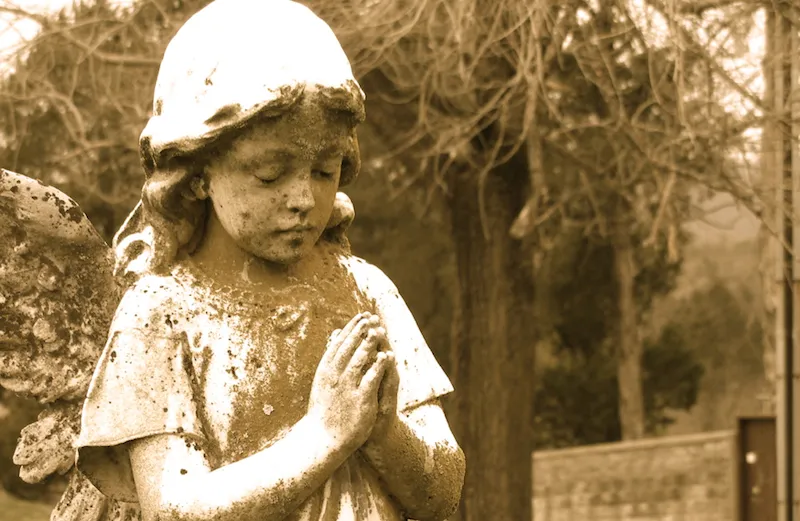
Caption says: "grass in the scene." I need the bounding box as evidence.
[0,489,55,521]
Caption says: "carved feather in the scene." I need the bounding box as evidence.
[13,402,80,483]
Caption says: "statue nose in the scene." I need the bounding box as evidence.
[286,176,315,213]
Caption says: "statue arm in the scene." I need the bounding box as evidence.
[128,414,351,521]
[342,257,465,519]
[361,400,465,521]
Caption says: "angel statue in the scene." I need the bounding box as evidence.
[0,1,466,520]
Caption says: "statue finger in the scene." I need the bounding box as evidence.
[346,331,380,382]
[337,312,367,343]
[377,353,399,412]
[331,318,370,371]
[361,352,390,393]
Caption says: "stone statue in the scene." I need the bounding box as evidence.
[0,1,465,520]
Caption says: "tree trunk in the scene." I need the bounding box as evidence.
[612,225,645,440]
[447,153,536,521]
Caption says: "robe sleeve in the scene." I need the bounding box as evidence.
[344,257,454,413]
[74,275,206,502]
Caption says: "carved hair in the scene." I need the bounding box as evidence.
[113,86,365,281]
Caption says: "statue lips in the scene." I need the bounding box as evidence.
[278,223,314,232]
[277,224,314,241]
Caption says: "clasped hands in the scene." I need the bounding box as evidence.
[306,312,400,453]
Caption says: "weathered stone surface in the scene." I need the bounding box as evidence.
[50,471,109,521]
[13,404,80,483]
[0,169,119,403]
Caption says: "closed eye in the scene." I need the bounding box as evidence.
[254,170,282,184]
[253,164,284,185]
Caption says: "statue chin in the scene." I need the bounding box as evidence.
[259,251,305,267]
[246,242,311,268]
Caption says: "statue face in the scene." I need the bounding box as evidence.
[204,99,349,265]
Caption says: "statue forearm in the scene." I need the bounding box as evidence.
[361,408,465,521]
[131,415,351,521]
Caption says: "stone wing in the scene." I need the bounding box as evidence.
[0,170,121,501]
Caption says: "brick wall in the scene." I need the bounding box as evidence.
[533,430,736,521]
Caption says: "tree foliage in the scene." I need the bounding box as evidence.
[533,332,704,448]
[534,275,766,448]
[543,227,685,358]
[532,226,704,449]
[667,277,766,429]
[309,0,765,228]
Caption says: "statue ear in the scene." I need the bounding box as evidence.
[189,176,210,200]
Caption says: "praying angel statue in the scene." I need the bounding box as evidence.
[0,1,466,520]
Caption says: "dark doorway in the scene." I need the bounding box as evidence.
[738,417,777,521]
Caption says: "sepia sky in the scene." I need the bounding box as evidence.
[0,0,81,64]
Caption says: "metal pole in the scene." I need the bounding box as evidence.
[774,6,793,521]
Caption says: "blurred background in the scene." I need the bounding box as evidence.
[0,0,793,520]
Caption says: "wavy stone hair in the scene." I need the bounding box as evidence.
[113,82,365,281]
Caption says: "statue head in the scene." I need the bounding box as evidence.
[114,0,365,277]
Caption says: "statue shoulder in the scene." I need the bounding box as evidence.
[111,271,190,335]
[338,255,400,298]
